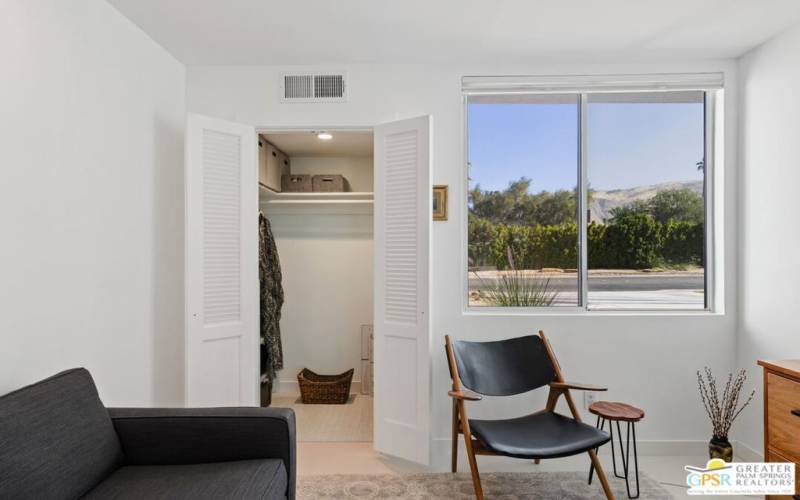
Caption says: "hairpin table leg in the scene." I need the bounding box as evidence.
[587,402,643,499]
[621,422,640,499]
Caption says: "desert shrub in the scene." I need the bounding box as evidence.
[473,247,559,307]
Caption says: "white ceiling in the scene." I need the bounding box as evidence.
[108,0,800,65]
[262,131,373,158]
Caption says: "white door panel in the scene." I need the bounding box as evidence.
[373,115,432,465]
[185,113,258,407]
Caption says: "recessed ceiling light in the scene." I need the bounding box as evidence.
[317,132,333,140]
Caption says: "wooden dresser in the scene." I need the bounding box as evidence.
[758,359,800,500]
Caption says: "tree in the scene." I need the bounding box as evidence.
[469,177,577,226]
[608,200,649,223]
[608,188,703,225]
[534,190,577,226]
[648,188,703,224]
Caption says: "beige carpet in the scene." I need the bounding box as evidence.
[298,471,671,499]
[272,394,372,442]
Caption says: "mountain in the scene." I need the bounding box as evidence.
[589,180,703,223]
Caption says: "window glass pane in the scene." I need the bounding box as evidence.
[467,94,579,307]
[586,91,706,310]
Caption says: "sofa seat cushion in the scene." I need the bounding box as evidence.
[81,459,287,500]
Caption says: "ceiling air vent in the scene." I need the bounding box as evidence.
[283,75,313,99]
[280,72,347,102]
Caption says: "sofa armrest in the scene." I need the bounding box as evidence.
[108,407,295,500]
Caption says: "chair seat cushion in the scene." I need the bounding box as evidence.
[81,459,287,500]
[469,411,610,459]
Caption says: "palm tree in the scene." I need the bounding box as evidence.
[697,159,706,205]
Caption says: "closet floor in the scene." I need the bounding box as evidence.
[272,394,373,442]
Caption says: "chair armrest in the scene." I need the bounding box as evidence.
[549,382,607,391]
[108,407,296,500]
[448,389,482,401]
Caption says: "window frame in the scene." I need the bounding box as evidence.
[461,74,722,314]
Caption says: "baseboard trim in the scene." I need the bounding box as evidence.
[732,440,763,462]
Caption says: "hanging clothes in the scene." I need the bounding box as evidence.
[259,211,284,385]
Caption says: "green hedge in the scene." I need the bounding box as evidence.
[469,216,703,270]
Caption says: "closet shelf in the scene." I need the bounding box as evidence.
[259,185,374,215]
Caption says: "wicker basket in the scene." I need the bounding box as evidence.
[297,368,354,404]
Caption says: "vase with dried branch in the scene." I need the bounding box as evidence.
[697,367,756,462]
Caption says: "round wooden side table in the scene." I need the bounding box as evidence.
[587,401,645,499]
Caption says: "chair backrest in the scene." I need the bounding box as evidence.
[450,334,556,396]
[0,368,123,500]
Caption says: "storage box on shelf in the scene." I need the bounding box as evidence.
[282,174,312,192]
[258,138,290,192]
[312,174,346,192]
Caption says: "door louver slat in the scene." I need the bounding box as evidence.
[383,130,418,324]
[202,129,241,325]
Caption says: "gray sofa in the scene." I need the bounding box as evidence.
[0,368,295,500]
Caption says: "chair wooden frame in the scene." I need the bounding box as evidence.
[445,330,615,500]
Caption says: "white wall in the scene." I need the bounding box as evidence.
[187,60,739,467]
[265,213,373,392]
[736,22,800,456]
[0,0,185,405]
[290,157,374,192]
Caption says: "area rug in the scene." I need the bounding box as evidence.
[271,394,372,442]
[297,471,672,499]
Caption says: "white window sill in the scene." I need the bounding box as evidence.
[462,307,723,318]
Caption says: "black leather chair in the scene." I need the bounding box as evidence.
[445,331,615,500]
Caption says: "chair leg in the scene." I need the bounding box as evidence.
[458,401,483,500]
[588,449,616,500]
[451,399,459,473]
[588,416,605,484]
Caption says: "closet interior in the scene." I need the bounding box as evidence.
[258,130,374,443]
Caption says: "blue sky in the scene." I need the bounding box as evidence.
[468,101,704,192]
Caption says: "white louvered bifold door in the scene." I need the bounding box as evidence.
[373,116,432,465]
[185,113,258,407]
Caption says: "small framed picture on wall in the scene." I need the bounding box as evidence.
[433,185,448,221]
